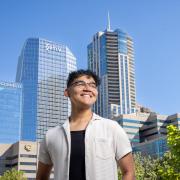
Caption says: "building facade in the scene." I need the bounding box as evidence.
[114,112,180,157]
[115,113,149,146]
[0,141,54,180]
[16,38,77,141]
[133,137,168,158]
[88,28,136,118]
[139,114,168,142]
[0,81,22,143]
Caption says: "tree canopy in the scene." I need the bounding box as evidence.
[0,168,27,180]
[118,125,180,179]
[157,125,180,179]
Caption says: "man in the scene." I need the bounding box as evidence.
[36,69,135,180]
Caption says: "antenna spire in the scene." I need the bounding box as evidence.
[107,11,111,31]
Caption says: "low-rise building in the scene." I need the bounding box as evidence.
[114,112,180,157]
[0,141,53,180]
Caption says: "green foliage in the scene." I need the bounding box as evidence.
[118,152,158,180]
[167,125,180,165]
[0,168,27,180]
[118,125,180,180]
[134,153,158,180]
[118,169,122,180]
[156,125,180,179]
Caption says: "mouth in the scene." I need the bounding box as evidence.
[80,94,92,98]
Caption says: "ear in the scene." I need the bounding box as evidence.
[64,88,69,97]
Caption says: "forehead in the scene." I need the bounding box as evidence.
[73,75,95,82]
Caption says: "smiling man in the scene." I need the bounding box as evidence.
[36,69,135,180]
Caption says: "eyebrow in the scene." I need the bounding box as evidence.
[74,80,95,83]
[70,80,96,86]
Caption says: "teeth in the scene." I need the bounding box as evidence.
[82,94,91,97]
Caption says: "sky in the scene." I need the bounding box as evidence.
[0,0,180,115]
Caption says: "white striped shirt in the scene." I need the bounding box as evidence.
[39,113,132,180]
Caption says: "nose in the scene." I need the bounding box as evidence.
[84,84,89,90]
[83,83,91,90]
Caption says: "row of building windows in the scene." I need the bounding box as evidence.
[20,154,37,158]
[38,61,66,67]
[122,125,139,129]
[20,162,37,165]
[5,155,18,160]
[5,163,18,167]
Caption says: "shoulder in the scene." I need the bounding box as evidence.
[94,113,120,125]
[93,113,124,132]
[45,125,63,140]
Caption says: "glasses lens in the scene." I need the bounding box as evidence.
[89,82,97,88]
[70,81,97,88]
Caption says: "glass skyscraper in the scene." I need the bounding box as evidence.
[16,38,77,141]
[88,27,136,118]
[0,81,22,143]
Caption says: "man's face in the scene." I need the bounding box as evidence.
[64,75,98,109]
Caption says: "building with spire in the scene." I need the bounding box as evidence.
[88,16,136,118]
[16,38,77,141]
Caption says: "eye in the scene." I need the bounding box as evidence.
[89,82,97,88]
[72,81,85,87]
[76,81,85,86]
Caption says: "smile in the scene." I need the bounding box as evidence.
[81,94,92,98]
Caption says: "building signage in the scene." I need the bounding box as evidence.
[24,144,32,152]
[0,82,21,88]
[45,43,62,52]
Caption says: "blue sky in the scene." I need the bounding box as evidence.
[0,0,180,115]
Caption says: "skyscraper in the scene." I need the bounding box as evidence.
[0,81,22,143]
[88,22,136,118]
[16,38,77,141]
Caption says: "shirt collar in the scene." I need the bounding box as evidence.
[91,113,101,121]
[62,113,101,145]
[62,112,101,129]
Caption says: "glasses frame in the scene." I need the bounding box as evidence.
[69,80,97,89]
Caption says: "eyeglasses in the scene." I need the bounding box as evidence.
[69,80,97,89]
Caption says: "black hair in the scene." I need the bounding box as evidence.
[67,69,101,88]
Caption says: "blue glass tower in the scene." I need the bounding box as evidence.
[88,27,136,118]
[0,82,22,143]
[16,38,77,141]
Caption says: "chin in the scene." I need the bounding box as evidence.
[80,102,94,109]
[72,98,96,109]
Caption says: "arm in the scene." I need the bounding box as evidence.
[113,122,135,179]
[37,137,53,180]
[118,152,135,180]
[36,161,53,180]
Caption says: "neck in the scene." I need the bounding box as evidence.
[70,107,93,123]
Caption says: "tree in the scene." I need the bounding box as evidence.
[157,125,180,179]
[118,152,158,180]
[0,168,27,180]
[118,125,180,179]
[134,153,157,179]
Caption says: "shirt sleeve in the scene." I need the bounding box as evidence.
[113,122,132,161]
[38,137,53,165]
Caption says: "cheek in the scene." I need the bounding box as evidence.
[93,91,98,98]
[68,90,80,99]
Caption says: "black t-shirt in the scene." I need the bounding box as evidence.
[69,130,86,180]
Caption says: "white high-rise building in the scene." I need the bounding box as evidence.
[88,25,136,118]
